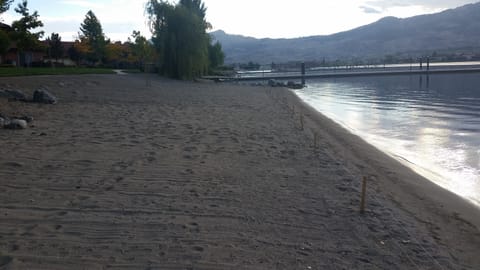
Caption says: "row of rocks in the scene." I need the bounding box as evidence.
[0,114,33,130]
[0,88,57,104]
[268,79,304,89]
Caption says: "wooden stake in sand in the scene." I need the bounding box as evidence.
[360,176,367,214]
[144,63,154,87]
[300,114,304,130]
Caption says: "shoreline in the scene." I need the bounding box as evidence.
[283,87,480,224]
[1,74,479,268]
[293,82,480,209]
[280,86,480,262]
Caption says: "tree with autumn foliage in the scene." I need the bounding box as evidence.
[79,10,107,64]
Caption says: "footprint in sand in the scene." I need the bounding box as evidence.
[183,146,197,152]
[75,160,96,167]
[3,162,23,167]
[192,246,204,252]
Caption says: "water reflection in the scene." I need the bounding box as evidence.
[296,73,480,206]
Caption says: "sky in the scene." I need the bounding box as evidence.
[1,0,478,42]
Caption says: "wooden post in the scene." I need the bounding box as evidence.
[145,63,152,87]
[301,62,306,86]
[426,57,430,72]
[360,176,367,214]
[300,114,304,130]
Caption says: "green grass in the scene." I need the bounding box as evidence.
[0,67,116,77]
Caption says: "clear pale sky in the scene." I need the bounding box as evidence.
[1,0,478,42]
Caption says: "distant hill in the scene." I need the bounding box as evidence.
[211,2,480,64]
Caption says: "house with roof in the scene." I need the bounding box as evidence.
[0,22,47,66]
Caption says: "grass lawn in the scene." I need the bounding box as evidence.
[0,67,116,77]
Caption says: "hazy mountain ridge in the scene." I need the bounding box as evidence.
[211,2,480,64]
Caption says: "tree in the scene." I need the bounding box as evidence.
[68,42,83,65]
[208,40,224,69]
[0,0,13,15]
[105,42,135,68]
[10,0,44,65]
[0,30,9,62]
[147,0,221,79]
[179,0,206,20]
[0,0,13,64]
[130,30,155,69]
[79,10,106,64]
[46,32,63,60]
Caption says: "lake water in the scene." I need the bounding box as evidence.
[295,73,480,207]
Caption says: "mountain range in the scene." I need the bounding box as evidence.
[211,2,480,64]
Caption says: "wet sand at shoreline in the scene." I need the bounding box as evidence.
[0,74,479,269]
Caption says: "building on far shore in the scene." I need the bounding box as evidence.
[1,22,77,67]
[1,22,45,66]
[42,41,76,67]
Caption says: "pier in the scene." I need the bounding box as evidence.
[204,62,480,82]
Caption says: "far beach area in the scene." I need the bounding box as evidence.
[0,74,479,269]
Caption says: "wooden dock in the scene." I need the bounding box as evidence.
[204,66,480,82]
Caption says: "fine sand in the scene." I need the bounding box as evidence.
[0,74,479,269]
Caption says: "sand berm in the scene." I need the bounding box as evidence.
[0,74,479,269]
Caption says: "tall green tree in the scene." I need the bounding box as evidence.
[10,0,44,64]
[147,0,218,79]
[179,0,206,20]
[79,10,106,64]
[208,40,224,69]
[0,30,9,62]
[130,30,155,69]
[1,0,14,63]
[0,0,13,14]
[46,32,63,60]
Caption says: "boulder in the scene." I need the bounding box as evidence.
[4,119,28,130]
[268,79,276,87]
[0,89,28,101]
[19,115,34,123]
[287,81,304,89]
[33,89,57,104]
[276,81,286,87]
[0,117,4,128]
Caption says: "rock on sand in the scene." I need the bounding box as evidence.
[4,119,28,130]
[0,89,28,101]
[33,89,57,104]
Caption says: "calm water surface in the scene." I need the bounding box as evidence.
[295,74,480,206]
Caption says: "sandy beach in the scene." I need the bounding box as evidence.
[0,74,479,269]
